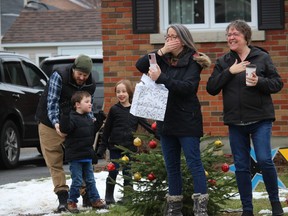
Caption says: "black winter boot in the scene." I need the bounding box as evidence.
[80,186,91,207]
[271,201,284,216]
[163,194,183,216]
[56,190,68,213]
[241,211,254,216]
[192,193,209,216]
[105,182,116,205]
[82,192,92,207]
[117,178,133,204]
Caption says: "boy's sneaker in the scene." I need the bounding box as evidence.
[67,202,80,213]
[91,199,107,209]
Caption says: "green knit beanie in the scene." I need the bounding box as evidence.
[73,54,93,74]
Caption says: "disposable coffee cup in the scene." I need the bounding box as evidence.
[246,64,256,86]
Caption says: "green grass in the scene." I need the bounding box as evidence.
[64,171,288,216]
[220,171,288,216]
[76,205,133,216]
[220,199,288,216]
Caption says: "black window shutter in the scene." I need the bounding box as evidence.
[132,0,158,34]
[257,0,285,30]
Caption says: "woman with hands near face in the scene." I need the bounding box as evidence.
[147,29,183,81]
[136,24,211,216]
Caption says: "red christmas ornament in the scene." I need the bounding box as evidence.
[148,139,157,149]
[208,179,216,186]
[221,163,230,172]
[147,172,156,181]
[106,162,116,171]
[151,122,157,131]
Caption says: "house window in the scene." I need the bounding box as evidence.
[215,0,252,23]
[161,0,257,31]
[168,0,204,24]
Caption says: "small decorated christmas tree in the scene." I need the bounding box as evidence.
[111,122,237,216]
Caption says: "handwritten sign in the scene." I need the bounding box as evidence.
[130,74,168,121]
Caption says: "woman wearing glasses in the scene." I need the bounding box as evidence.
[206,20,284,216]
[136,24,211,216]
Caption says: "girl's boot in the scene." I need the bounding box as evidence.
[105,178,116,205]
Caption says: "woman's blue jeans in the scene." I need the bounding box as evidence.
[68,161,100,203]
[229,120,280,211]
[160,135,207,196]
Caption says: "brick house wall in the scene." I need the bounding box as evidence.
[101,0,288,137]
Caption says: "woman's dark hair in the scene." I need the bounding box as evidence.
[226,19,252,45]
[167,24,198,52]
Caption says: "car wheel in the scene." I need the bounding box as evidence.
[0,120,21,169]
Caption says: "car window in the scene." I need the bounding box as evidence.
[52,63,71,73]
[92,63,103,83]
[42,63,71,77]
[3,62,28,86]
[22,61,47,88]
[39,63,53,77]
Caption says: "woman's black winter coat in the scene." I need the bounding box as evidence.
[136,49,209,137]
[206,46,283,125]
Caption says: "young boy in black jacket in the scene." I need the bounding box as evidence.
[60,91,106,213]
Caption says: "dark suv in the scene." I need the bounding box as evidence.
[40,54,104,112]
[0,52,48,169]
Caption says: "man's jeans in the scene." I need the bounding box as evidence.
[160,135,207,195]
[229,120,280,211]
[68,161,100,203]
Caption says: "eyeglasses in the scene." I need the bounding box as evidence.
[226,32,242,38]
[164,34,178,40]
